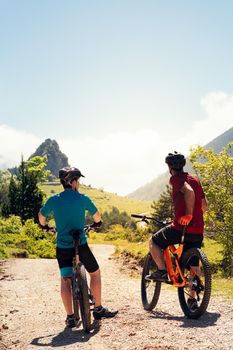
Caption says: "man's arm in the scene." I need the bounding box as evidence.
[93,211,101,223]
[202,197,208,213]
[38,211,47,226]
[178,181,195,225]
[180,181,195,215]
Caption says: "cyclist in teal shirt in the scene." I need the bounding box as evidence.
[38,166,118,327]
[40,190,97,249]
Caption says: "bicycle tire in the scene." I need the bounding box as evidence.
[72,271,80,325]
[178,248,211,319]
[141,253,161,311]
[78,264,92,332]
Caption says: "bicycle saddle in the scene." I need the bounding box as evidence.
[70,229,83,240]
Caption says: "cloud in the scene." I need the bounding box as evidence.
[59,129,170,195]
[0,124,41,168]
[176,91,233,154]
[0,91,232,195]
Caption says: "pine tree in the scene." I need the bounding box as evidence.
[5,156,48,223]
[150,185,173,232]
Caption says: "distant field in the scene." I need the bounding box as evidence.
[40,181,152,215]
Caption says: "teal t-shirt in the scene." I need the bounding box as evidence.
[40,190,97,248]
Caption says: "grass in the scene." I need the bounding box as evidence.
[40,181,152,215]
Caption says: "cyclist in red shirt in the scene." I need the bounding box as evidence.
[147,152,207,308]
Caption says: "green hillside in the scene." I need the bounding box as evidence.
[40,182,152,215]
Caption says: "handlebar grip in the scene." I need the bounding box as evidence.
[131,214,144,218]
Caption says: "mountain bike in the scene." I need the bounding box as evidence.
[70,226,95,332]
[131,214,212,319]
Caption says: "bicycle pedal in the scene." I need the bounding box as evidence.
[165,280,172,285]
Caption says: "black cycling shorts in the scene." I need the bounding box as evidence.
[152,225,203,266]
[56,243,99,277]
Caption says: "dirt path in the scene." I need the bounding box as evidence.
[0,244,233,350]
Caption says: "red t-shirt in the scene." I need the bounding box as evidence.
[170,172,205,234]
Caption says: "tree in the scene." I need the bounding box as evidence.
[99,207,136,231]
[190,143,233,276]
[0,170,11,215]
[150,185,173,232]
[4,156,50,223]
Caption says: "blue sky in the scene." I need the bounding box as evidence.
[0,1,233,195]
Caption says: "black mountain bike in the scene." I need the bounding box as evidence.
[70,226,95,332]
[131,214,212,319]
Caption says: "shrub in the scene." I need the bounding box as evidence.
[0,215,22,234]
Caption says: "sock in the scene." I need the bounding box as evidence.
[94,305,103,311]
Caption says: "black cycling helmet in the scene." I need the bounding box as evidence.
[59,167,85,183]
[165,152,186,170]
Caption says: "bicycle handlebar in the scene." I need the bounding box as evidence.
[131,214,170,227]
[84,221,102,232]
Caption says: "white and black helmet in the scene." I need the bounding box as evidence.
[59,167,85,183]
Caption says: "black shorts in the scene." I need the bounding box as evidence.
[152,225,203,251]
[56,243,99,277]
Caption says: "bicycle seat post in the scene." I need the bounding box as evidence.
[181,226,186,243]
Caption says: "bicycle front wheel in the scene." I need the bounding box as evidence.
[78,264,92,332]
[141,253,161,311]
[178,248,211,319]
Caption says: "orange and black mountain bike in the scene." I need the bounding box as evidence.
[131,214,211,319]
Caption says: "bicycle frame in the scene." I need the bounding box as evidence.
[73,239,81,266]
[131,214,190,287]
[164,244,187,287]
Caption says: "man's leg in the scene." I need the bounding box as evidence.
[60,277,73,315]
[89,268,101,307]
[79,244,118,319]
[184,236,203,301]
[149,238,166,270]
[89,268,118,319]
[147,226,182,281]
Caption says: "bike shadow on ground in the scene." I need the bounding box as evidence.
[149,310,221,328]
[31,320,101,347]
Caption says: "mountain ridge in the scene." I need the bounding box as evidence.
[29,138,69,178]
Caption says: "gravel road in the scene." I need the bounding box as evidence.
[0,244,233,350]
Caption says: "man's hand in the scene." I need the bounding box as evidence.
[178,214,193,226]
[90,221,102,230]
[39,223,55,232]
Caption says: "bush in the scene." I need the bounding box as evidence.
[0,216,56,259]
[104,224,126,240]
[124,227,150,242]
[0,215,22,234]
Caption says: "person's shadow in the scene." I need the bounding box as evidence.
[31,320,101,347]
[149,310,221,328]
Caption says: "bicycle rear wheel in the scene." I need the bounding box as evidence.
[72,271,80,325]
[141,253,161,311]
[78,264,92,332]
[178,248,211,319]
